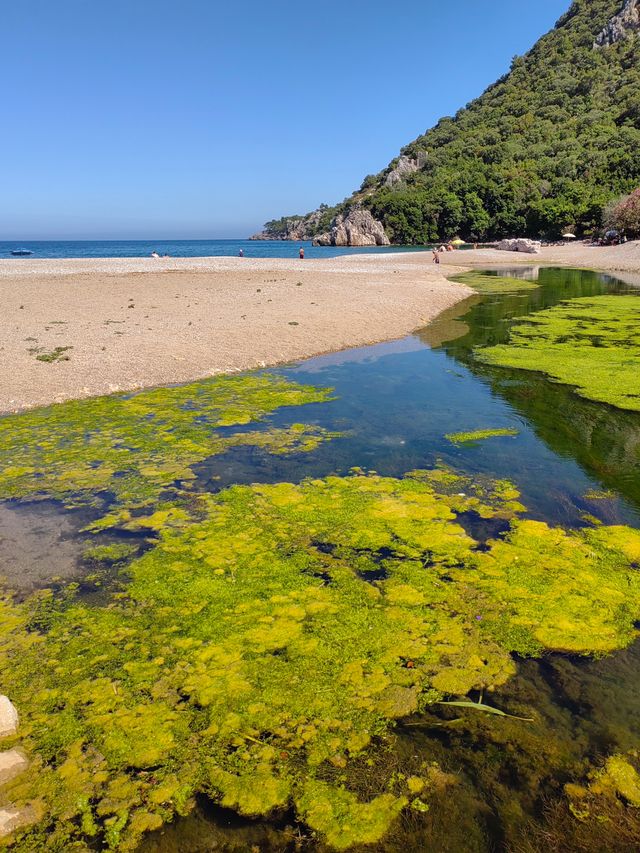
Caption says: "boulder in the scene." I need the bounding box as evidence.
[0,697,18,739]
[595,0,639,47]
[313,207,390,247]
[497,238,542,254]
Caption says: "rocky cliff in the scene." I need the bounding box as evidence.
[595,0,639,45]
[313,207,390,247]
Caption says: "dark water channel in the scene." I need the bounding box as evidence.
[2,267,640,851]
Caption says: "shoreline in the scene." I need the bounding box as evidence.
[0,253,473,414]
[1,242,638,414]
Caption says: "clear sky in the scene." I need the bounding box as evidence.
[2,0,570,239]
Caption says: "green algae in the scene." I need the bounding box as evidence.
[449,272,540,294]
[0,373,336,523]
[34,345,73,363]
[2,470,640,850]
[587,755,640,808]
[83,543,140,565]
[476,295,640,412]
[445,428,519,446]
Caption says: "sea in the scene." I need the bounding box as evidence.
[0,239,438,261]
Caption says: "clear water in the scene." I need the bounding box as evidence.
[0,238,443,260]
[3,266,640,851]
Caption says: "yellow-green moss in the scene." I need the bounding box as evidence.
[446,428,519,445]
[449,272,540,294]
[476,296,640,411]
[2,471,640,850]
[0,373,336,523]
[565,753,640,821]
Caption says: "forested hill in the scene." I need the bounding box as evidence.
[257,0,640,244]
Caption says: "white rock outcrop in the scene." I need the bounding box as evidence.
[595,0,639,46]
[384,155,420,188]
[498,238,542,254]
[313,207,390,247]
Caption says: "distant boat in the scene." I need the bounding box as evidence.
[10,248,34,256]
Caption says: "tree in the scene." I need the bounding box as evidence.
[606,188,640,238]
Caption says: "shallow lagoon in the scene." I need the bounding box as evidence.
[1,267,640,851]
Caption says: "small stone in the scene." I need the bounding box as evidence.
[0,749,29,785]
[0,805,36,839]
[0,697,18,739]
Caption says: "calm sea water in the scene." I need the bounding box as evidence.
[0,238,438,260]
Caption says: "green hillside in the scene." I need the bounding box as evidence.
[262,0,640,243]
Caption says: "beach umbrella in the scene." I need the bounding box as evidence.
[451,238,465,246]
[562,233,576,239]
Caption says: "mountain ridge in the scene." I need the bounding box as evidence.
[252,0,640,245]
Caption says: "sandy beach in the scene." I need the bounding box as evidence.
[1,241,638,414]
[0,253,474,413]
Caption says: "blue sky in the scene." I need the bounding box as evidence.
[2,0,570,239]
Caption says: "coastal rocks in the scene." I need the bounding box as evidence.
[498,238,541,254]
[0,696,18,738]
[250,209,326,241]
[595,0,639,47]
[313,207,390,247]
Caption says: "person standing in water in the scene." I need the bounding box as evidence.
[239,248,244,257]
[299,247,305,259]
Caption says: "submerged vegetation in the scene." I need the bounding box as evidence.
[0,373,336,526]
[449,272,540,294]
[2,468,640,850]
[445,428,520,445]
[476,295,640,411]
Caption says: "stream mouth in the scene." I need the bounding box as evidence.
[2,267,640,852]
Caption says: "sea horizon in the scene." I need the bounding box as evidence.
[0,238,438,261]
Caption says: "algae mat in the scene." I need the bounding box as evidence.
[0,372,337,528]
[448,272,540,294]
[2,466,640,850]
[476,295,640,412]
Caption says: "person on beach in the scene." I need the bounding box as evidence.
[432,250,440,264]
[239,248,244,257]
[299,247,305,259]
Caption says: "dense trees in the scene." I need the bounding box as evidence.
[262,1,639,245]
[354,0,640,243]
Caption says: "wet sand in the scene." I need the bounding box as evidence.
[1,240,638,413]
